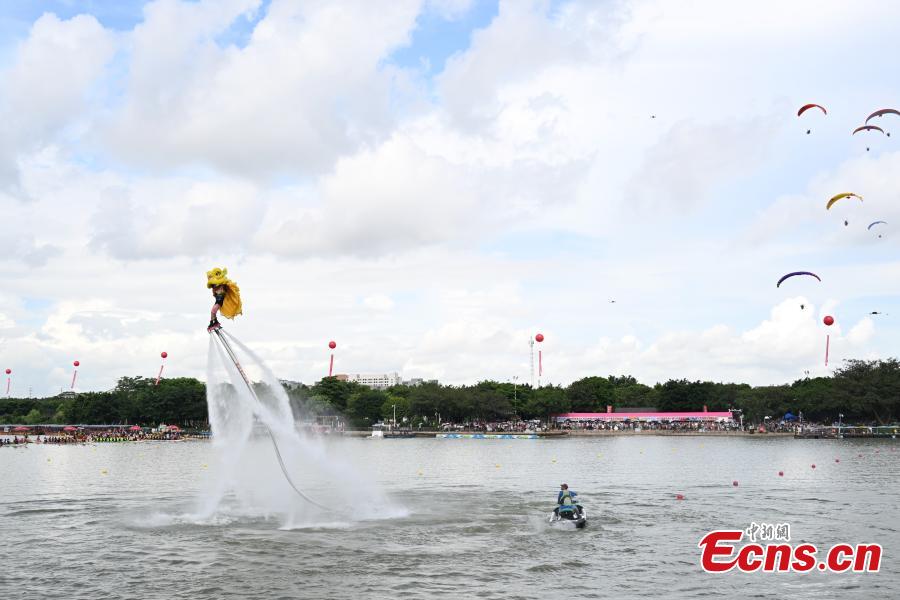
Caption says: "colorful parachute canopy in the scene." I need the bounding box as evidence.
[797,103,826,117]
[868,220,887,230]
[865,109,900,124]
[777,271,821,288]
[826,193,863,209]
[206,267,243,319]
[852,125,885,135]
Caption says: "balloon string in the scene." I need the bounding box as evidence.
[213,329,328,511]
[825,334,830,366]
[156,364,165,386]
[71,370,77,390]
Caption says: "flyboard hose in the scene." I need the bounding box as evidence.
[211,328,328,511]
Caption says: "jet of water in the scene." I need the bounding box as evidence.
[199,330,403,527]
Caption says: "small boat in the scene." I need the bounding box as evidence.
[370,423,417,439]
[549,504,587,529]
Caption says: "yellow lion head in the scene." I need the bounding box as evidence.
[206,267,229,288]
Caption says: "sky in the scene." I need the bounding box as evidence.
[1,0,899,397]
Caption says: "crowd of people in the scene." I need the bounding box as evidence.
[557,419,743,432]
[0,428,185,447]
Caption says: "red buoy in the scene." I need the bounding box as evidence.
[811,464,816,469]
[778,471,784,477]
[732,480,739,487]
[675,494,685,500]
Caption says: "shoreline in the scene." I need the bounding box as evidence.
[338,430,797,438]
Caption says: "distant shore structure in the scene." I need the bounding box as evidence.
[335,373,437,390]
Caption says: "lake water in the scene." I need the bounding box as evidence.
[1,435,897,599]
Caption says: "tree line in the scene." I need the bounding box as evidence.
[1,359,898,428]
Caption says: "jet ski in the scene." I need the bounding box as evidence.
[549,504,586,529]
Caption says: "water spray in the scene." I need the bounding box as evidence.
[210,328,327,511]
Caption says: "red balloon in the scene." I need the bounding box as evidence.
[4,368,10,375]
[73,361,80,367]
[535,333,544,343]
[161,352,168,359]
[328,341,336,349]
[823,315,834,326]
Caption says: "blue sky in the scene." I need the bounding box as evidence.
[1,0,899,396]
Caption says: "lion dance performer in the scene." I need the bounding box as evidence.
[206,267,243,332]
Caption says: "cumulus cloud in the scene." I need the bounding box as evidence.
[103,0,422,177]
[90,179,265,259]
[625,115,781,212]
[2,0,900,395]
[363,295,395,311]
[0,13,115,196]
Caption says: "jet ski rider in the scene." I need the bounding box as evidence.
[556,483,578,515]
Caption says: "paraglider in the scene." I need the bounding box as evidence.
[868,220,887,237]
[776,271,821,288]
[865,108,900,124]
[852,124,886,150]
[798,103,826,134]
[798,104,826,116]
[852,125,885,136]
[826,193,863,210]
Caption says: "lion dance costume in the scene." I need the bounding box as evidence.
[206,267,243,326]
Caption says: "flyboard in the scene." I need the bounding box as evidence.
[208,323,327,511]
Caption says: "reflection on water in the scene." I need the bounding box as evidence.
[1,436,897,599]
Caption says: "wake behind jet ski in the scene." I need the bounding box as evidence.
[549,483,587,529]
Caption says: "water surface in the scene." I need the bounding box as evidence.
[1,436,897,599]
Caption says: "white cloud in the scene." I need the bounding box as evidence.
[1,0,900,396]
[0,13,115,197]
[103,0,422,177]
[362,295,395,311]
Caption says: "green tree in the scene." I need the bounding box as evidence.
[523,386,570,420]
[347,388,388,427]
[567,377,614,412]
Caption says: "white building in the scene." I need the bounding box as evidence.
[343,372,402,389]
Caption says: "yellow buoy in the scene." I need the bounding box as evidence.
[100,469,108,475]
[495,464,501,468]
